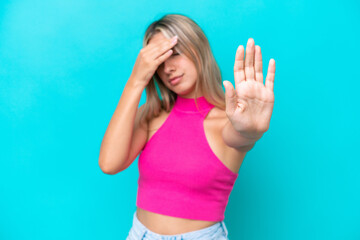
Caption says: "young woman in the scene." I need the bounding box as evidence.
[99,14,275,240]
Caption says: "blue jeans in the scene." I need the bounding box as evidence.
[126,211,229,240]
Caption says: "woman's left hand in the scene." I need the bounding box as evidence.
[223,38,276,138]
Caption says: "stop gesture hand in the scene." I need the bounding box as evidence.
[223,38,276,139]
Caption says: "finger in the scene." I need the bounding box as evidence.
[156,36,178,60]
[155,49,173,66]
[255,45,263,84]
[234,45,245,86]
[265,59,276,92]
[149,36,178,60]
[223,80,237,114]
[244,38,255,81]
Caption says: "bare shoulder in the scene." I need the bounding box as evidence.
[147,106,172,141]
[206,106,248,167]
[204,106,246,173]
[207,106,227,121]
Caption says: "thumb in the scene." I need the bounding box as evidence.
[223,80,237,114]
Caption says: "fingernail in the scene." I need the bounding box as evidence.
[172,36,178,44]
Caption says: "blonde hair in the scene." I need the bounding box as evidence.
[138,13,225,126]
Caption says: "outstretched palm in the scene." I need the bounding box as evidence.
[223,38,276,136]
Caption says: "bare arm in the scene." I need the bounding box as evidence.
[98,78,146,174]
[98,34,179,175]
[222,119,261,151]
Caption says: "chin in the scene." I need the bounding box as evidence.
[177,88,195,96]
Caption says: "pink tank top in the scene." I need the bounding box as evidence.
[136,95,238,221]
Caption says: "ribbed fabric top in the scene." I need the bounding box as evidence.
[136,95,238,221]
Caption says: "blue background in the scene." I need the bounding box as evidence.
[1,0,359,239]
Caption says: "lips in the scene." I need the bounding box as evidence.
[169,74,183,82]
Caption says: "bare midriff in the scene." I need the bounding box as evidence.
[136,207,219,235]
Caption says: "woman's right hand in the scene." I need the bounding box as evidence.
[129,35,178,88]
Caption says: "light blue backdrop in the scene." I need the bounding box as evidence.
[1,0,359,239]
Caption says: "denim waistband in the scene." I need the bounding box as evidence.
[126,211,229,240]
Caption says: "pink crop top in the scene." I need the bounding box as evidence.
[136,95,238,221]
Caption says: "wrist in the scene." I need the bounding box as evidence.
[127,76,147,91]
[237,130,263,140]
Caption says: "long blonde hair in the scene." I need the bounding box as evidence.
[138,14,225,126]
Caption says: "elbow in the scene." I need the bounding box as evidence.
[99,162,114,175]
[100,167,117,175]
[99,165,120,175]
[98,158,122,175]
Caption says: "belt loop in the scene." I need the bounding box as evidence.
[140,231,147,240]
[221,221,229,236]
[134,211,148,240]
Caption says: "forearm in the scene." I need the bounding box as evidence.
[222,120,263,149]
[98,77,144,173]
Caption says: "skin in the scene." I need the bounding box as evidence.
[153,32,202,98]
[136,32,276,235]
[222,40,275,139]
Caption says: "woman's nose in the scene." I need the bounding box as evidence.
[163,59,175,73]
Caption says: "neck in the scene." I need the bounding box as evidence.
[174,95,214,113]
[177,90,204,99]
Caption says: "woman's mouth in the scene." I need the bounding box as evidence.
[169,75,183,85]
